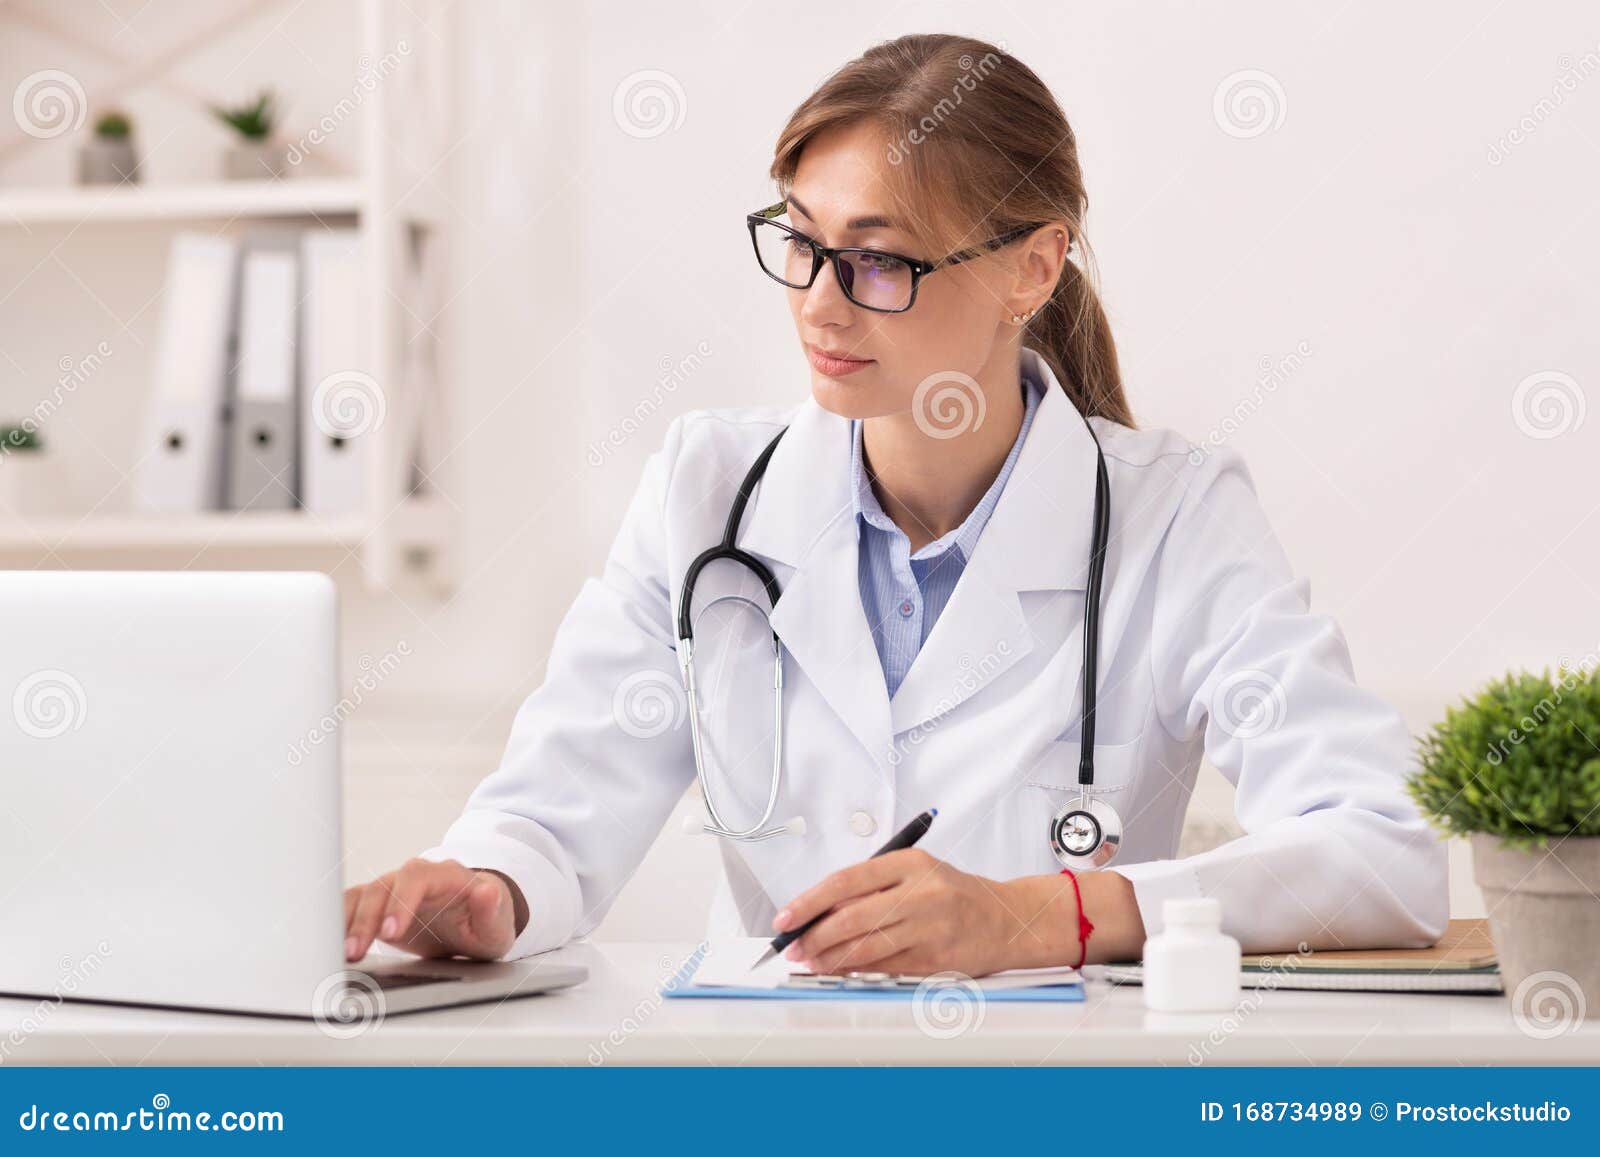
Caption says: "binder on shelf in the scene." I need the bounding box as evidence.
[298,230,374,516]
[134,233,238,512]
[401,226,442,496]
[225,246,299,511]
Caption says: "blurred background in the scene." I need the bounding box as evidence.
[1,0,1595,934]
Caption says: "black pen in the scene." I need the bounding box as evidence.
[755,808,938,968]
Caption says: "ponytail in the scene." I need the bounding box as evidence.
[1027,245,1131,426]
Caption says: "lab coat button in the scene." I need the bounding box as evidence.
[849,811,877,837]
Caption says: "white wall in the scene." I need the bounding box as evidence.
[6,1,1596,933]
[560,0,1600,713]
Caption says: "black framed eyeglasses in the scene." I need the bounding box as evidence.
[745,200,1041,314]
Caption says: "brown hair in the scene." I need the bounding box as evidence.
[768,34,1132,426]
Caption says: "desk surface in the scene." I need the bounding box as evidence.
[5,942,1597,1066]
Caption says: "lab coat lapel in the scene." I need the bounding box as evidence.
[739,399,895,766]
[887,355,1101,737]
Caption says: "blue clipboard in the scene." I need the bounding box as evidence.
[659,944,1085,1002]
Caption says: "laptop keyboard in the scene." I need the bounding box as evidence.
[363,971,461,991]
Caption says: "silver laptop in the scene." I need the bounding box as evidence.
[0,570,585,1018]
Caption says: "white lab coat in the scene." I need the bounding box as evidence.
[425,348,1449,959]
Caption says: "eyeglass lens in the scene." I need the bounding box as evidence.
[751,219,915,311]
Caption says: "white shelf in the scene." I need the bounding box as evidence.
[0,1,455,592]
[0,178,365,227]
[0,501,453,590]
[0,512,369,552]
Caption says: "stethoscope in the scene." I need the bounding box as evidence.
[674,411,1123,869]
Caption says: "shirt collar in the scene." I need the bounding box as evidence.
[849,363,1045,562]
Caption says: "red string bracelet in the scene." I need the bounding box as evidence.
[1058,868,1095,969]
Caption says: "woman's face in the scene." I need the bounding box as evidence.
[780,120,1036,421]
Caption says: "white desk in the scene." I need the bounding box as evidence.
[5,942,1597,1066]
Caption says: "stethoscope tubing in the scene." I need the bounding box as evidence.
[1076,423,1111,809]
[678,594,788,840]
[674,407,1118,859]
[677,429,790,840]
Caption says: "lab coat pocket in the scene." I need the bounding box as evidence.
[1024,736,1142,794]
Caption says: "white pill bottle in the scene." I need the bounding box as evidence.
[1142,897,1241,1012]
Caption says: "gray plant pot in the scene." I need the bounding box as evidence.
[223,141,288,180]
[0,450,52,517]
[1472,833,1600,1022]
[77,138,140,185]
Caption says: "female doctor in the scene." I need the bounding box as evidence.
[344,34,1448,976]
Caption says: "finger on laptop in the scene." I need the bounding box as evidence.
[376,858,444,945]
[345,873,397,961]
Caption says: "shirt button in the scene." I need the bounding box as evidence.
[849,811,877,837]
[898,600,913,617]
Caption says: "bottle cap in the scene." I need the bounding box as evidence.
[1163,897,1222,927]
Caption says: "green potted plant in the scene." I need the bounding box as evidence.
[211,90,286,179]
[0,424,47,519]
[1408,665,1600,1019]
[78,109,140,186]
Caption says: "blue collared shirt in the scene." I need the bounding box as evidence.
[851,373,1042,698]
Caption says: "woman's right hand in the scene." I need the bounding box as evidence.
[343,858,525,962]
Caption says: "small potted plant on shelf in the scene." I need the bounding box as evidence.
[1408,665,1600,1018]
[78,109,140,185]
[211,90,286,180]
[0,424,47,518]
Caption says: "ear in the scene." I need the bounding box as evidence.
[1005,221,1072,316]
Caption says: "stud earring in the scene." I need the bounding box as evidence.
[1010,307,1037,325]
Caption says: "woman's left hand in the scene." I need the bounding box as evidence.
[771,848,1035,977]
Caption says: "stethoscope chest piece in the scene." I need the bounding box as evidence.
[1049,795,1122,870]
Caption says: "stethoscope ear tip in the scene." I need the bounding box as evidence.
[679,813,808,839]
